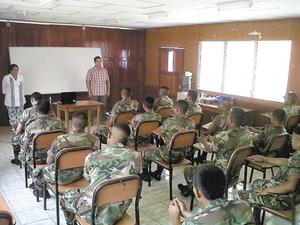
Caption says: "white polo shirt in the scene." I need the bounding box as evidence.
[2,74,26,107]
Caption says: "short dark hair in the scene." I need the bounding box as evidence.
[187,90,198,102]
[143,96,155,109]
[113,123,131,144]
[160,86,170,96]
[175,100,189,114]
[272,108,286,123]
[72,112,88,130]
[293,125,300,135]
[229,107,245,126]
[122,87,132,97]
[36,99,50,115]
[94,56,102,62]
[30,92,42,102]
[9,64,19,72]
[193,164,226,200]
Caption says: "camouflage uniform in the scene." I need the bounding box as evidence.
[207,112,229,135]
[129,111,161,144]
[60,144,141,225]
[22,115,63,163]
[252,125,286,154]
[154,96,173,112]
[184,127,252,188]
[33,131,99,188]
[250,151,300,210]
[94,98,139,141]
[182,198,255,225]
[186,102,202,117]
[142,116,195,168]
[282,105,300,117]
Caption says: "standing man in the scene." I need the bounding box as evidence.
[2,64,26,129]
[86,56,110,120]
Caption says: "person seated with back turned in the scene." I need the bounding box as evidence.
[32,112,99,198]
[94,87,138,143]
[10,92,43,165]
[60,123,141,225]
[128,96,161,146]
[169,164,255,225]
[244,125,300,221]
[178,107,252,197]
[141,100,195,181]
[21,99,64,164]
[282,91,300,118]
[185,89,202,117]
[154,86,174,112]
[250,108,287,155]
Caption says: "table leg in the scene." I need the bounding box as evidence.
[57,107,61,120]
[88,110,91,133]
[96,106,100,129]
[65,110,69,131]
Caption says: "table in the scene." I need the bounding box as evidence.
[53,100,103,133]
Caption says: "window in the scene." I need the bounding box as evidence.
[198,40,291,102]
[167,50,174,72]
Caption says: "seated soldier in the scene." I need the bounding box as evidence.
[282,91,300,117]
[154,86,174,112]
[251,108,287,155]
[207,97,233,136]
[94,87,138,143]
[21,99,64,164]
[11,92,42,165]
[245,125,300,217]
[60,123,141,225]
[141,100,195,181]
[185,89,202,117]
[128,96,161,145]
[169,164,255,225]
[178,107,252,197]
[32,112,99,198]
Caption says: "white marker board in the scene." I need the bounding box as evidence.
[9,47,102,95]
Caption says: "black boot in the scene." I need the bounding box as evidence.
[151,166,163,181]
[11,145,21,165]
[140,169,151,182]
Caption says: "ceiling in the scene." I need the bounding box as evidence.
[0,0,299,29]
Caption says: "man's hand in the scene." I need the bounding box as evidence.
[256,187,271,196]
[88,90,93,97]
[107,89,110,97]
[175,199,191,219]
[247,155,265,162]
[168,200,181,225]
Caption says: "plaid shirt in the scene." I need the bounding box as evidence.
[86,66,110,96]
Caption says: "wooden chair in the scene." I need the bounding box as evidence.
[245,133,290,183]
[43,146,95,225]
[149,130,197,200]
[189,112,204,135]
[24,130,65,200]
[190,144,253,210]
[75,175,142,225]
[114,112,135,124]
[158,106,175,121]
[255,183,300,225]
[285,114,300,134]
[0,193,16,225]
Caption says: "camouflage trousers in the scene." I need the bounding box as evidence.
[7,106,23,126]
[61,188,131,225]
[183,165,197,189]
[250,179,294,210]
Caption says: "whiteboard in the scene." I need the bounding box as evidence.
[9,47,102,95]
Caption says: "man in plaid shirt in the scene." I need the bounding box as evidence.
[86,56,110,118]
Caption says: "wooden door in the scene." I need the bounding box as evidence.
[159,47,184,99]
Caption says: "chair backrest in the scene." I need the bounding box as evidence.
[189,112,204,126]
[226,145,253,188]
[265,133,290,153]
[33,130,65,151]
[285,114,300,133]
[114,112,135,124]
[135,120,161,138]
[170,130,197,150]
[91,175,142,225]
[158,107,175,120]
[55,146,95,171]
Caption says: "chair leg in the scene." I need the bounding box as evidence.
[56,192,60,225]
[243,164,248,190]
[36,189,40,202]
[148,162,152,187]
[24,163,28,188]
[263,170,266,179]
[249,168,254,183]
[261,210,265,225]
[271,168,275,177]
[190,194,195,211]
[43,183,47,210]
[169,168,173,200]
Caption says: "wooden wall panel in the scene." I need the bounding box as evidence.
[145,18,300,126]
[0,22,145,125]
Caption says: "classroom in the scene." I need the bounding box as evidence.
[0,0,300,225]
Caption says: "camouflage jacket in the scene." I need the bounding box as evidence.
[111,98,139,117]
[44,130,99,185]
[186,102,202,117]
[183,198,255,225]
[154,96,173,112]
[212,127,253,172]
[283,105,300,117]
[208,112,229,135]
[20,106,38,127]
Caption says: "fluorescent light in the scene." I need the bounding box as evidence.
[217,0,254,11]
[147,11,168,20]
[40,0,58,8]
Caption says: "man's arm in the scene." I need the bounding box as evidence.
[248,155,288,166]
[2,76,6,95]
[258,176,299,195]
[106,78,110,97]
[86,70,92,97]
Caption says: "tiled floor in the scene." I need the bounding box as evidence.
[0,126,299,225]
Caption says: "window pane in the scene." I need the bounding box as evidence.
[223,41,255,96]
[254,41,291,102]
[167,50,174,72]
[198,42,224,92]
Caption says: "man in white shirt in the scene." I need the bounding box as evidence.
[2,64,26,128]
